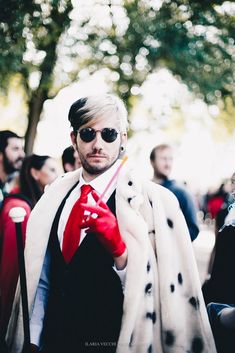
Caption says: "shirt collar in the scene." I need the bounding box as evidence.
[79,159,122,199]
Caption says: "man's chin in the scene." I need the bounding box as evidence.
[156,173,169,181]
[14,162,23,170]
[84,163,109,175]
[4,166,18,174]
[82,156,119,176]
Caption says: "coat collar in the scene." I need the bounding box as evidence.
[24,169,82,312]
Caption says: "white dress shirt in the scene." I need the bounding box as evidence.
[30,160,126,347]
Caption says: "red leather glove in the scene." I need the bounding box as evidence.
[80,190,126,258]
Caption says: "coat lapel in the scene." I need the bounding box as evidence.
[25,170,81,313]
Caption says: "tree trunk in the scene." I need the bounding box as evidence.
[24,89,48,154]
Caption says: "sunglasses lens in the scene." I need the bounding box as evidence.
[78,128,118,143]
[79,128,96,142]
[101,128,118,143]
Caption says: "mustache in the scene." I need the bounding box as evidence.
[15,157,24,163]
[87,151,107,158]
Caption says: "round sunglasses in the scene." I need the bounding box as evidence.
[78,127,119,143]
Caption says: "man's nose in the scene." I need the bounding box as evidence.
[92,131,104,149]
[20,149,25,158]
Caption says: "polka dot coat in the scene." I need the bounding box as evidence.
[115,166,217,353]
[7,165,217,353]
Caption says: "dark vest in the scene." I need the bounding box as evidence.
[42,185,123,353]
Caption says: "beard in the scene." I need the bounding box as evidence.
[3,152,23,174]
[81,155,120,176]
[78,149,121,177]
[155,171,168,181]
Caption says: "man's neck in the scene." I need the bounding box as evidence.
[82,171,100,183]
[152,174,168,185]
[82,159,121,183]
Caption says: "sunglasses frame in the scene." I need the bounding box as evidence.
[77,127,120,143]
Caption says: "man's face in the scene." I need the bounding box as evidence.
[71,115,127,180]
[2,137,25,174]
[73,149,82,169]
[152,147,173,179]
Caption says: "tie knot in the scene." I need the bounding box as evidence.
[80,184,93,197]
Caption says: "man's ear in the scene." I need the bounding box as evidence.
[0,152,3,163]
[64,163,74,173]
[121,132,127,150]
[70,131,77,149]
[30,167,39,181]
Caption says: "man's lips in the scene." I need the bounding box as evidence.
[14,158,24,166]
[87,155,106,159]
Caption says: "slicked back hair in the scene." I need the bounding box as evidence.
[68,94,129,134]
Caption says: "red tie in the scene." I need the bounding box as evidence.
[62,184,93,263]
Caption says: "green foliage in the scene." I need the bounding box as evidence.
[67,0,235,109]
[1,0,234,105]
[0,0,234,150]
[0,0,73,152]
[217,97,235,134]
[0,0,73,96]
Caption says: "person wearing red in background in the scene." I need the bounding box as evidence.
[0,191,31,353]
[7,95,216,353]
[207,182,230,220]
[0,130,25,352]
[0,154,59,351]
[0,130,25,265]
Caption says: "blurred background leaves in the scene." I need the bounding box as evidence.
[0,0,234,153]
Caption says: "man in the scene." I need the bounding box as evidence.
[61,145,81,172]
[0,130,25,194]
[0,129,25,292]
[150,144,199,241]
[7,95,216,353]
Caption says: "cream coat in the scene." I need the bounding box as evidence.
[7,164,217,353]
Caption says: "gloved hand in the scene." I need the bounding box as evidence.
[80,190,126,258]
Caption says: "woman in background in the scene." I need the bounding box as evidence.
[20,154,59,208]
